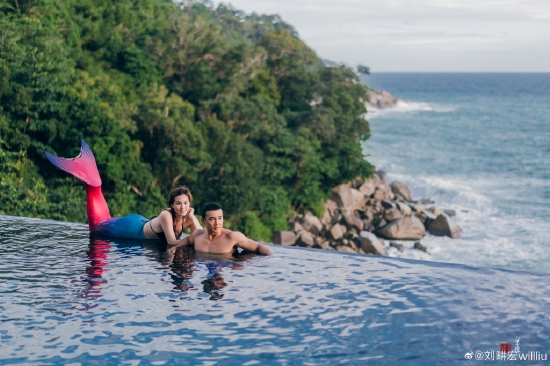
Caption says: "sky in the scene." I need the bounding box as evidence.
[219,0,550,72]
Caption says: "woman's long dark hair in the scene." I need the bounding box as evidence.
[168,186,193,237]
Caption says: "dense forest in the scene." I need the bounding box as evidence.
[0,0,374,240]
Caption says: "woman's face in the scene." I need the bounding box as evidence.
[171,194,190,218]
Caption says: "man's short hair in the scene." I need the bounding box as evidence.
[202,202,223,219]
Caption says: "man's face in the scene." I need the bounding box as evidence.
[202,209,223,234]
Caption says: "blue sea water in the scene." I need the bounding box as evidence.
[362,73,550,273]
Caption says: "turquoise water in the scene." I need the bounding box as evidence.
[2,215,550,365]
[362,73,550,273]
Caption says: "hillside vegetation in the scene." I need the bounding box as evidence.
[0,0,373,240]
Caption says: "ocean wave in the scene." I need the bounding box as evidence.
[378,172,550,273]
[367,100,455,118]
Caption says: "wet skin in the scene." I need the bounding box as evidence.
[179,209,274,255]
[143,193,202,244]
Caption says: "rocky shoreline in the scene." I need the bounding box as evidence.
[365,89,400,109]
[272,171,462,256]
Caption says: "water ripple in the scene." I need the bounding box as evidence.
[1,215,550,364]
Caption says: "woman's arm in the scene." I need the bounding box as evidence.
[158,211,190,245]
[184,208,202,232]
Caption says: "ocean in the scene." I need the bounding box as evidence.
[362,73,550,274]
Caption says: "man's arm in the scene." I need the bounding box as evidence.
[231,232,274,255]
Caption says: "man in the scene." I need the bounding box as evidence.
[181,202,274,255]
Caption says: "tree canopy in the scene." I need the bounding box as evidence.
[0,0,374,240]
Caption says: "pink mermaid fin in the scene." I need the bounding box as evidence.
[45,140,111,230]
[45,140,102,187]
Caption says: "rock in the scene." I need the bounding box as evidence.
[416,198,434,205]
[414,210,437,226]
[427,207,444,217]
[390,242,405,253]
[414,242,429,254]
[390,181,413,202]
[373,218,387,229]
[362,220,375,232]
[271,231,296,246]
[373,185,394,200]
[428,214,463,239]
[376,170,387,185]
[349,189,368,213]
[313,239,331,250]
[296,232,314,247]
[408,202,425,214]
[332,184,355,208]
[358,231,385,255]
[377,216,426,240]
[381,199,396,210]
[444,209,457,217]
[328,224,344,240]
[366,90,399,109]
[324,199,338,216]
[384,208,402,222]
[358,177,378,197]
[363,209,374,222]
[336,245,356,253]
[396,201,412,216]
[343,213,364,231]
[288,221,303,232]
[300,212,323,236]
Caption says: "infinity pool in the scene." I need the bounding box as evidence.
[1,215,549,365]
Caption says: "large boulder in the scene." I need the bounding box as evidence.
[384,208,402,222]
[390,181,413,202]
[336,245,356,253]
[296,232,314,247]
[320,199,339,226]
[377,216,426,240]
[358,176,380,197]
[357,231,385,255]
[427,207,444,217]
[300,212,323,236]
[428,214,463,238]
[288,221,303,232]
[414,210,437,226]
[376,171,387,185]
[373,185,394,201]
[332,184,355,208]
[328,224,345,240]
[343,213,364,231]
[271,231,296,246]
[396,201,412,216]
[350,189,368,211]
[381,199,396,210]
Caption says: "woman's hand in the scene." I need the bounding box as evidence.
[186,208,202,231]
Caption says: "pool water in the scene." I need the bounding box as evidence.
[1,215,550,365]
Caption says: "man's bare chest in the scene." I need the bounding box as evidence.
[194,237,236,254]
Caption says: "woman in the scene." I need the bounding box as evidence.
[45,140,200,244]
[143,186,201,243]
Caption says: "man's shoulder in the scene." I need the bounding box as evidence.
[224,230,245,240]
[190,228,207,240]
[193,228,207,236]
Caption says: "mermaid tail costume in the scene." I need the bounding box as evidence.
[45,140,149,239]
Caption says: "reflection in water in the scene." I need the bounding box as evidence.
[87,235,258,301]
[74,236,111,311]
[162,242,257,300]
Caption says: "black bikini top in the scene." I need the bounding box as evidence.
[149,212,185,241]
